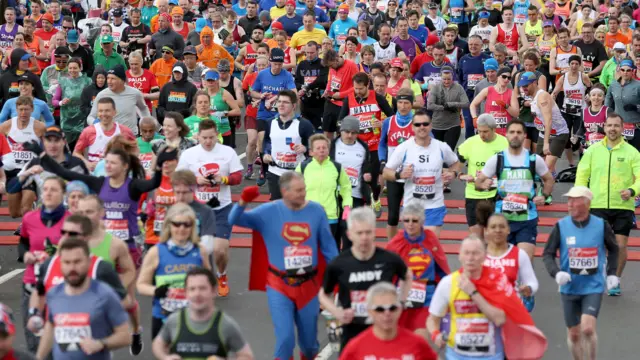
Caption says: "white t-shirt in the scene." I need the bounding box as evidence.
[334,138,367,199]
[481,150,549,179]
[385,137,458,209]
[176,144,244,209]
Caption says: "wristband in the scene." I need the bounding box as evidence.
[431,329,441,342]
[28,307,41,317]
[629,188,636,197]
[221,176,229,185]
[395,171,401,180]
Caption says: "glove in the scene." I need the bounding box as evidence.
[240,186,261,203]
[154,284,170,299]
[22,140,43,156]
[379,161,386,174]
[606,275,620,290]
[156,146,178,168]
[623,104,640,112]
[342,206,351,221]
[555,271,572,286]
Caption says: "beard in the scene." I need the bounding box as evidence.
[509,139,522,148]
[64,272,88,288]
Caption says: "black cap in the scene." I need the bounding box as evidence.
[107,64,127,82]
[113,8,123,17]
[44,126,64,139]
[270,48,285,62]
[183,45,197,55]
[497,67,512,76]
[54,46,71,57]
[17,75,34,85]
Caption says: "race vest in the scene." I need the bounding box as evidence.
[497,23,519,52]
[169,309,228,359]
[152,184,177,235]
[348,90,382,151]
[267,118,305,176]
[583,106,607,147]
[447,271,503,356]
[495,150,538,222]
[334,138,366,199]
[43,255,101,293]
[5,117,39,171]
[87,123,122,163]
[484,245,520,286]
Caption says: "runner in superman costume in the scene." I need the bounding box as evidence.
[228,182,339,360]
[385,203,450,334]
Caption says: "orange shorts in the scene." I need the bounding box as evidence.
[399,307,430,331]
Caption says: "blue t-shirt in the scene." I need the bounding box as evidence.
[295,5,329,23]
[328,18,358,50]
[232,3,247,17]
[0,97,55,126]
[259,0,276,12]
[279,14,304,37]
[408,25,429,45]
[252,68,296,121]
[47,280,129,360]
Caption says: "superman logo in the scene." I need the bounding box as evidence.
[407,248,432,279]
[281,223,311,246]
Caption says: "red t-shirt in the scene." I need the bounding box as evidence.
[410,53,451,76]
[242,72,259,118]
[339,327,437,360]
[74,123,136,155]
[327,59,358,107]
[126,69,158,112]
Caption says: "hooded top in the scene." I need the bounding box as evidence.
[80,66,108,117]
[0,48,47,108]
[156,62,198,124]
[195,26,235,72]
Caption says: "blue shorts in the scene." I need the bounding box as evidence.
[214,204,233,240]
[424,206,447,227]
[507,218,538,245]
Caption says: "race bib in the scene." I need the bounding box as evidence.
[533,117,545,132]
[330,78,341,92]
[451,7,463,17]
[196,184,220,201]
[623,123,635,139]
[515,13,526,24]
[583,61,593,73]
[413,176,436,198]
[104,219,129,240]
[586,132,604,146]
[275,151,298,169]
[501,193,529,213]
[139,152,153,174]
[304,76,317,86]
[53,313,91,352]
[159,288,189,313]
[283,245,313,271]
[494,116,508,126]
[568,247,598,275]
[336,34,347,45]
[350,290,368,318]
[345,167,359,187]
[406,282,427,306]
[10,142,34,165]
[467,74,484,90]
[454,318,494,356]
[153,207,167,233]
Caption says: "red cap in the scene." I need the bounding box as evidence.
[426,33,439,46]
[272,21,284,30]
[286,0,296,6]
[160,12,171,22]
[41,12,54,24]
[390,57,403,69]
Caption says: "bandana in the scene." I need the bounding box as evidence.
[167,239,195,257]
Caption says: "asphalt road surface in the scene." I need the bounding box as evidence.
[1,132,639,360]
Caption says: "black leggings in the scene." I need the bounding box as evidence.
[336,197,366,250]
[562,112,581,152]
[386,181,404,227]
[267,172,282,200]
[152,317,164,340]
[369,150,381,202]
[432,126,461,152]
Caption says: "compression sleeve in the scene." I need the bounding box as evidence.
[542,224,562,278]
[129,169,163,200]
[40,154,104,193]
[376,93,395,117]
[227,171,242,186]
[378,118,390,162]
[517,249,539,295]
[603,222,619,276]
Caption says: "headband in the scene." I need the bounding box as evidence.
[397,94,414,103]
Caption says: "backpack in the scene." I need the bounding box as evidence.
[494,151,538,200]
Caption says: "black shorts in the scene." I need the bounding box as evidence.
[257,118,271,132]
[537,133,570,158]
[561,293,602,328]
[322,102,342,133]
[465,198,494,227]
[590,208,634,237]
[525,125,539,142]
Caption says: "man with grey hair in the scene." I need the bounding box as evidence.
[138,116,162,176]
[457,113,508,236]
[543,186,619,360]
[319,207,412,351]
[339,281,437,359]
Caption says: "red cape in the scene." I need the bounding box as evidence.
[385,229,451,279]
[463,267,548,360]
[248,230,326,292]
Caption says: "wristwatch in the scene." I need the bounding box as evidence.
[470,290,479,297]
[28,307,41,317]
[395,170,402,180]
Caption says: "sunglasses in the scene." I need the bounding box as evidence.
[61,229,83,236]
[500,75,511,80]
[371,304,401,313]
[162,50,173,54]
[621,68,634,72]
[413,122,431,127]
[63,26,74,30]
[402,219,420,223]
[171,221,193,228]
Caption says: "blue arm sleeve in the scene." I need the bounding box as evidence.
[0,101,11,123]
[317,210,339,262]
[41,103,55,127]
[262,121,272,155]
[228,203,264,230]
[378,118,390,162]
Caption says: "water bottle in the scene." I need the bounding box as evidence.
[31,316,44,337]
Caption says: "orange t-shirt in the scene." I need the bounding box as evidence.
[143,175,176,245]
[149,57,177,89]
[605,31,630,51]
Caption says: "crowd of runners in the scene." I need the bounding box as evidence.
[0,0,640,358]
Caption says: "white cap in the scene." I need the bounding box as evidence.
[613,42,627,51]
[563,186,593,200]
[172,66,184,73]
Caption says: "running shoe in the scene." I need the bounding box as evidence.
[371,197,382,218]
[130,333,143,356]
[443,185,452,193]
[608,284,621,296]
[545,195,553,205]
[244,165,254,180]
[254,156,262,166]
[13,223,21,236]
[257,172,266,186]
[218,274,230,297]
[522,296,535,312]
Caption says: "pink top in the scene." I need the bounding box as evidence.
[20,209,70,284]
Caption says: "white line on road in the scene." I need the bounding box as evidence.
[239,152,246,160]
[0,269,24,284]
[316,344,333,360]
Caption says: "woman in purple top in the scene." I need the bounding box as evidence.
[23,141,178,267]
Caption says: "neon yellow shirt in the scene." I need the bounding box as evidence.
[458,133,508,199]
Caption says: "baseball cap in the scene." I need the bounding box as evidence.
[54,46,71,57]
[100,34,114,44]
[20,53,32,61]
[478,11,490,19]
[41,12,54,24]
[270,48,285,62]
[0,304,16,336]
[484,58,499,71]
[171,6,184,15]
[67,29,79,44]
[285,0,296,5]
[428,2,438,8]
[340,116,360,132]
[542,20,554,27]
[195,18,207,33]
[338,3,349,13]
[219,28,231,40]
[113,8,123,17]
[563,186,593,200]
[17,75,33,85]
[613,42,627,51]
[390,57,403,69]
[44,126,64,139]
[205,70,220,81]
[172,65,184,73]
[183,45,197,55]
[426,33,439,46]
[271,21,284,31]
[545,1,556,8]
[169,0,178,4]
[620,59,635,68]
[518,71,538,86]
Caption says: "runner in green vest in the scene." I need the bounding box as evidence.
[54,59,92,151]
[184,91,225,144]
[457,114,508,237]
[138,117,164,176]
